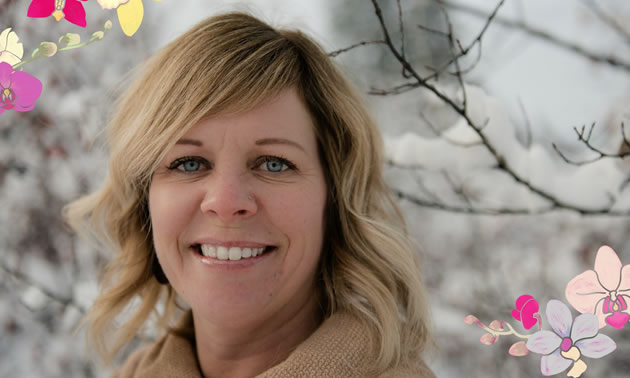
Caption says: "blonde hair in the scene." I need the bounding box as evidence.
[64,11,432,374]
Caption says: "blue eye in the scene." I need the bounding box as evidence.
[168,157,208,173]
[167,155,296,174]
[181,160,201,172]
[262,156,288,172]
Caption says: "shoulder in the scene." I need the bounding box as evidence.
[109,342,153,378]
[259,311,435,378]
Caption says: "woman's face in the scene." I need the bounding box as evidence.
[148,88,327,328]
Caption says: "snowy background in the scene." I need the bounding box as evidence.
[1,0,630,377]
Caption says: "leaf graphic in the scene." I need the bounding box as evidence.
[0,28,24,66]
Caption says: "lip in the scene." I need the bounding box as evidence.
[191,238,276,248]
[190,245,277,270]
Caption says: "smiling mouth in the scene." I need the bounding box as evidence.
[191,244,277,261]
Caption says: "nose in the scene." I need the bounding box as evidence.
[199,169,257,222]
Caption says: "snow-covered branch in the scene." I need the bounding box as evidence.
[330,0,630,216]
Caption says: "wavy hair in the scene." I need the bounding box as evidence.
[64,11,432,374]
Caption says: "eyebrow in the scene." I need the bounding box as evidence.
[175,137,305,152]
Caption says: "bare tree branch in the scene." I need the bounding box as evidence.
[442,0,630,73]
[367,0,629,216]
[579,0,630,43]
[389,186,627,216]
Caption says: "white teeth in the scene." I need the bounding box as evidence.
[217,246,229,260]
[199,245,269,260]
[228,247,241,261]
[200,245,217,258]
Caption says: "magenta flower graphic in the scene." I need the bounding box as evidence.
[526,300,615,377]
[512,294,541,330]
[0,62,43,114]
[565,245,630,329]
[27,0,88,28]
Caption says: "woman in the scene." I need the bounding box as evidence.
[64,11,434,377]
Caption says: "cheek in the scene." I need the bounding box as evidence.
[272,184,326,232]
[148,183,199,244]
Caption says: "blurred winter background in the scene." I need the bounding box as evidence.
[1,0,630,377]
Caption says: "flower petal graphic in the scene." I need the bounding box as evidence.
[570,313,599,341]
[97,0,130,9]
[546,300,573,338]
[540,350,572,376]
[620,264,630,292]
[63,0,87,27]
[0,61,12,88]
[512,294,540,330]
[509,341,529,356]
[27,0,55,18]
[526,330,561,354]
[594,246,622,291]
[117,0,143,36]
[0,28,24,66]
[566,270,607,314]
[605,311,629,329]
[567,359,587,378]
[10,71,42,111]
[575,333,616,358]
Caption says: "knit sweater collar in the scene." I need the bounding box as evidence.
[114,311,432,377]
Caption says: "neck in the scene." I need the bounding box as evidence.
[193,293,324,378]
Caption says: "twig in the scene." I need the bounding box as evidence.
[328,40,386,57]
[0,259,87,314]
[417,24,450,38]
[420,0,504,83]
[553,123,630,166]
[418,111,482,147]
[386,158,428,171]
[413,176,443,204]
[442,170,473,206]
[369,81,420,95]
[517,97,533,148]
[437,1,468,110]
[396,0,411,79]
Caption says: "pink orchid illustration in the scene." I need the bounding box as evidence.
[0,62,43,114]
[27,0,88,28]
[512,294,541,330]
[527,300,615,377]
[565,245,630,329]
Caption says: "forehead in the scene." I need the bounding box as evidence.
[179,88,316,146]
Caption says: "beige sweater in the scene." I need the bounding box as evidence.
[112,312,434,378]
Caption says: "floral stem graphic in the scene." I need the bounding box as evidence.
[465,315,536,339]
[12,20,111,70]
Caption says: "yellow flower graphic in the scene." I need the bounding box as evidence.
[0,28,24,66]
[97,0,162,37]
